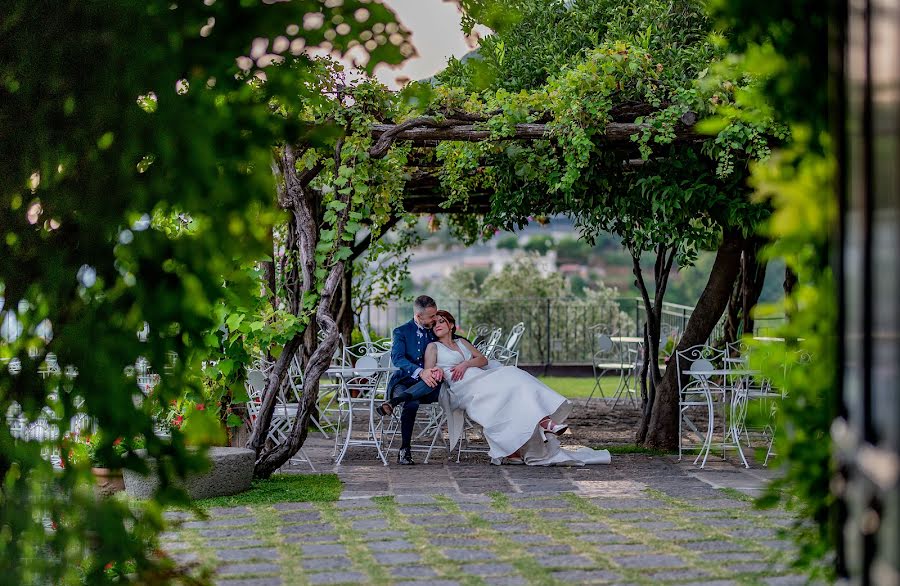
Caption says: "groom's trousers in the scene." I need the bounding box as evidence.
[390,380,441,449]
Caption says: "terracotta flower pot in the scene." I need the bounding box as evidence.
[91,467,126,497]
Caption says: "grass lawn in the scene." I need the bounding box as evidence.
[196,473,341,508]
[603,444,674,456]
[538,375,623,399]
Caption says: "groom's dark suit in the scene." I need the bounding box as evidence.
[389,319,440,451]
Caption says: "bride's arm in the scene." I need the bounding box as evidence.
[422,343,443,385]
[424,343,438,370]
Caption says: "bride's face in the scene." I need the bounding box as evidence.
[433,316,451,337]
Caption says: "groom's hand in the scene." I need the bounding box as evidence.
[421,368,440,388]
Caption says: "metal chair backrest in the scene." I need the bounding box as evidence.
[354,355,378,374]
[596,333,614,354]
[675,345,726,385]
[687,358,715,378]
[247,369,267,395]
[468,324,490,348]
[484,327,502,348]
[726,340,751,361]
[504,322,525,351]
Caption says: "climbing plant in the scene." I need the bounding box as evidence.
[707,0,836,577]
[421,0,785,447]
[0,1,409,583]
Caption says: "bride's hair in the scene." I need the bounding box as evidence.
[435,309,460,338]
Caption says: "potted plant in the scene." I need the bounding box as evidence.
[70,432,143,496]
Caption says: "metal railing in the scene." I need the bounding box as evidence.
[362,297,786,367]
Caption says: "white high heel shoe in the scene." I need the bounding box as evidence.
[538,419,568,442]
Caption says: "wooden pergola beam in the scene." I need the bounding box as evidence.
[371,112,699,146]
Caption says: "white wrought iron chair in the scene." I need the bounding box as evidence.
[477,327,503,356]
[489,322,526,366]
[332,355,391,465]
[245,369,315,471]
[675,345,727,467]
[588,333,633,406]
[760,348,811,466]
[469,324,493,349]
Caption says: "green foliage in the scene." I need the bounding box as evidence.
[0,1,408,583]
[196,473,341,508]
[666,252,717,306]
[444,255,631,363]
[496,234,520,250]
[434,0,776,276]
[353,217,424,314]
[522,234,555,255]
[749,137,836,576]
[555,236,592,265]
[66,433,145,470]
[707,0,836,577]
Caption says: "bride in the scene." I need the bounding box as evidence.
[425,310,610,466]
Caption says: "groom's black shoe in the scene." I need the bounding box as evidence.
[397,447,415,465]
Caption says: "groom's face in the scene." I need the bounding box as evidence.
[415,306,438,329]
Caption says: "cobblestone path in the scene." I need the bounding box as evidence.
[162,452,813,586]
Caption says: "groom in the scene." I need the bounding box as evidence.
[380,295,444,465]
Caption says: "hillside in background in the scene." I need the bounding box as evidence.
[399,215,785,308]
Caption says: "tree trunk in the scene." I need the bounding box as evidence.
[740,237,768,336]
[639,230,744,449]
[253,262,346,477]
[722,263,743,346]
[333,265,355,346]
[252,134,358,477]
[783,266,798,296]
[633,245,675,443]
[721,236,767,347]
[248,145,325,467]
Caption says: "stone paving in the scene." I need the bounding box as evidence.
[162,450,814,586]
[162,401,819,585]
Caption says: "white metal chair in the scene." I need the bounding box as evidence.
[489,322,526,366]
[675,345,727,467]
[476,327,503,355]
[453,411,492,462]
[469,324,492,349]
[245,369,315,471]
[610,347,642,409]
[760,348,811,466]
[332,356,391,465]
[588,333,634,406]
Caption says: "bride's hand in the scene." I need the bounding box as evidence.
[450,362,469,382]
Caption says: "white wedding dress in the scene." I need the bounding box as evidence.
[434,340,611,466]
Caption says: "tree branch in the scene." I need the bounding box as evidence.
[350,214,401,262]
[371,118,700,146]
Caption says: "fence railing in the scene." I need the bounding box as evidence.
[361,298,785,367]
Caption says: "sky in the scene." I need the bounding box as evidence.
[372,0,481,88]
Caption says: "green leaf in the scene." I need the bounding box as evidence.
[225,314,244,331]
[218,359,234,376]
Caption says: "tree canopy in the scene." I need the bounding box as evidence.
[0,1,410,582]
